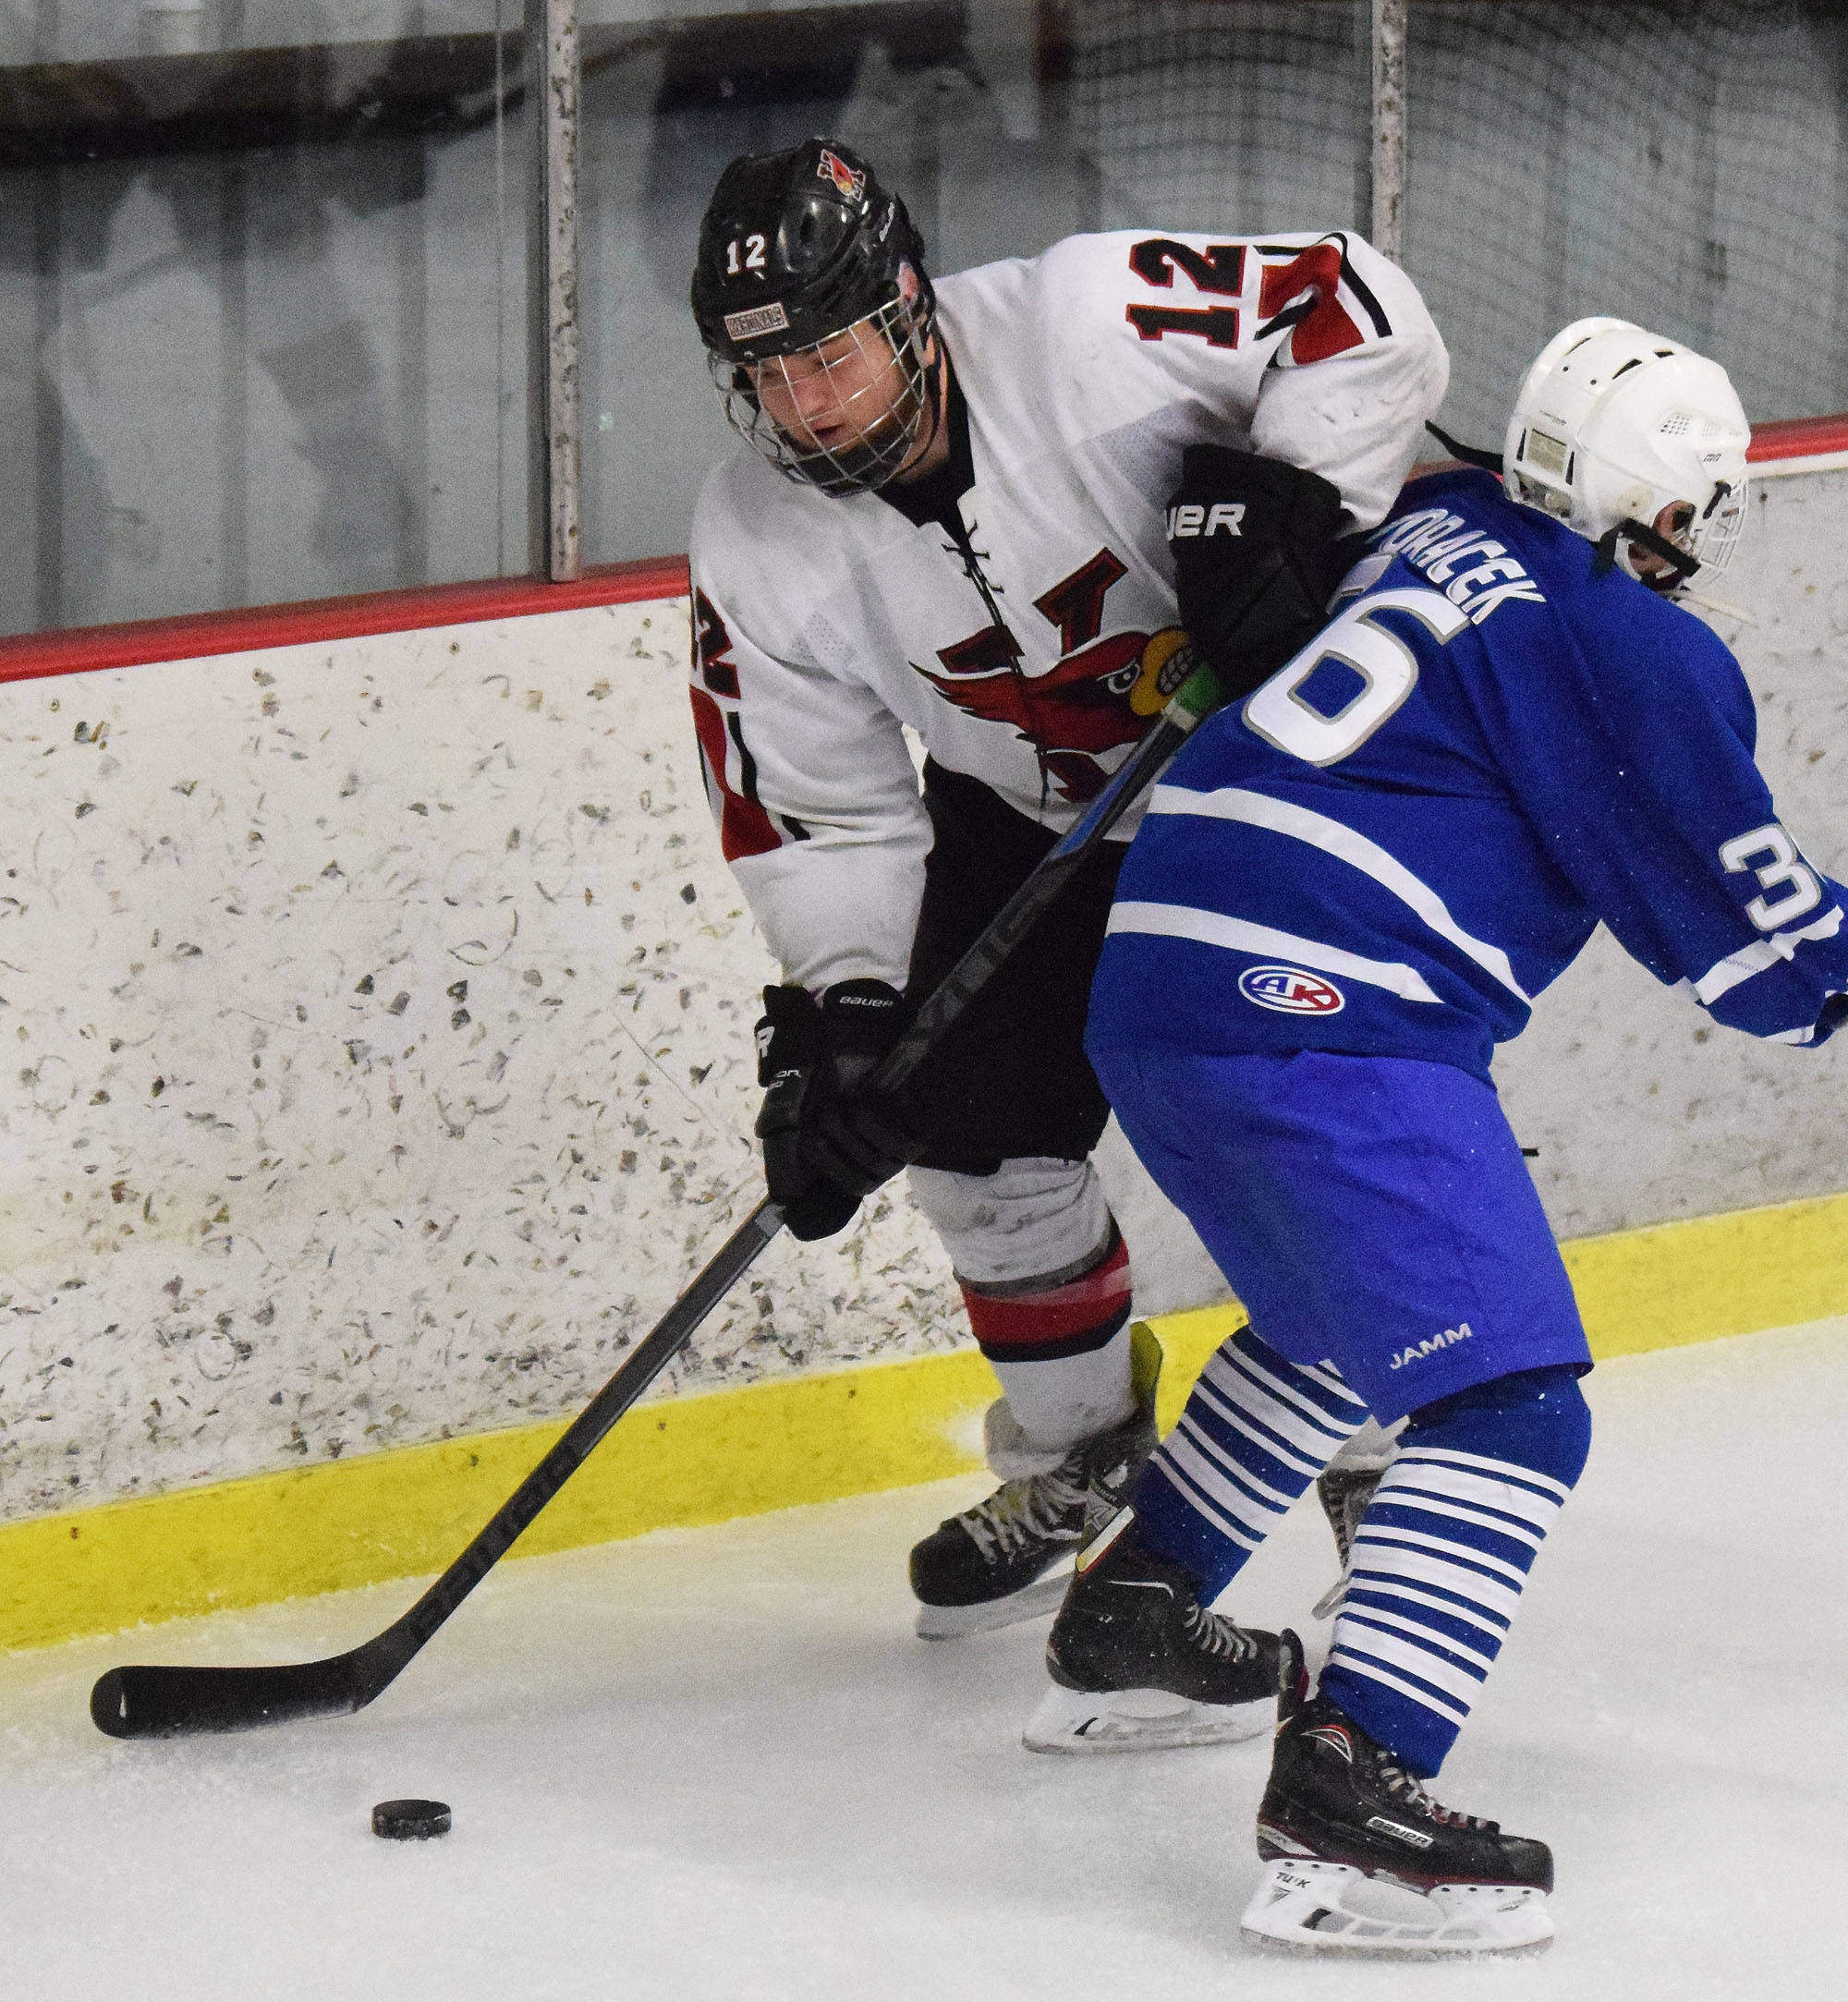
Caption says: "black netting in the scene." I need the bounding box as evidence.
[1408,0,1848,437]
[1053,0,1847,432]
[1066,0,1371,235]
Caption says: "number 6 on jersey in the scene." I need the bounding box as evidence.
[1242,587,1468,767]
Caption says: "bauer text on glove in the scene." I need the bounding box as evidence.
[1166,444,1360,699]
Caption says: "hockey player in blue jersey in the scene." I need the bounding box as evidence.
[1044,318,1848,1956]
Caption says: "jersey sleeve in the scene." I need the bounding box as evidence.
[1242,233,1451,532]
[1051,228,1448,531]
[1479,588,1848,1048]
[687,572,930,995]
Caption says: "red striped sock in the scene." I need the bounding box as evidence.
[961,1226,1132,1363]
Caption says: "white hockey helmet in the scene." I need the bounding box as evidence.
[1502,317,1751,592]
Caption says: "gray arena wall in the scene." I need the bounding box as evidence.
[0,450,1843,1539]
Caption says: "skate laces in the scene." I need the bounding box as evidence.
[959,1465,1087,1563]
[1378,1759,1496,1834]
[1179,1596,1258,1663]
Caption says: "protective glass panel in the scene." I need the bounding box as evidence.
[1409,0,1848,442]
[0,3,529,636]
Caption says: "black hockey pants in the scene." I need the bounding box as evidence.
[900,759,1124,1177]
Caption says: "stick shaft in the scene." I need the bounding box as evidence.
[390,1199,784,1659]
[91,1200,785,1736]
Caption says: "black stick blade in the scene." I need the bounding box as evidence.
[91,1653,380,1739]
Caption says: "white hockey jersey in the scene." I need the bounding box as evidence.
[688,228,1449,993]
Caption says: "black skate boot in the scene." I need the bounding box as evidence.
[1242,1632,1554,1958]
[910,1323,1159,1641]
[1022,1509,1281,1753]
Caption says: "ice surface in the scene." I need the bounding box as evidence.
[6,1317,1846,2001]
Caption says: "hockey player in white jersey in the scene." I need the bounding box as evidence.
[686,138,1447,1668]
[1073,320,1846,1954]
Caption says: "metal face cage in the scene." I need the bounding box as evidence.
[1623,473,1748,596]
[1684,475,1746,580]
[711,293,937,498]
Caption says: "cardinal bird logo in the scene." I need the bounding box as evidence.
[919,625,1191,807]
[817,149,865,200]
[917,634,1147,804]
[918,548,1190,803]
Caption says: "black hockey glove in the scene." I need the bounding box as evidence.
[754,980,920,1241]
[1166,444,1361,699]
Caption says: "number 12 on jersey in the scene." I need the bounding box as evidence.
[1124,236,1371,359]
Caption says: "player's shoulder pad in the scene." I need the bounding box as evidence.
[689,445,854,632]
[936,237,1177,449]
[941,233,1133,358]
[1027,227,1255,337]
[1606,565,1752,702]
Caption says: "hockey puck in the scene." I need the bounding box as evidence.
[371,1798,451,1841]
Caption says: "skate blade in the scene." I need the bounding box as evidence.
[1308,1577,1346,1620]
[1021,1681,1271,1755]
[914,1563,1071,1641]
[1239,1858,1554,1960]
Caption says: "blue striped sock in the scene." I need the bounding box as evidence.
[1320,1366,1591,1776]
[1132,1328,1369,1600]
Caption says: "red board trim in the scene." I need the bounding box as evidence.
[0,555,690,688]
[3,410,1846,689]
[1746,414,1848,463]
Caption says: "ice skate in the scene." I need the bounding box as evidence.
[1241,1632,1554,1958]
[911,1323,1160,1640]
[1023,1506,1280,1753]
[1308,1462,1385,1620]
[1308,1419,1398,1619]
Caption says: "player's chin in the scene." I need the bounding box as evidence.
[791,421,917,493]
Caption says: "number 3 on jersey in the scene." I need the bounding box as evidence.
[1243,588,1467,767]
[1719,822,1824,931]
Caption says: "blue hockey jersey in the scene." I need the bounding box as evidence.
[1087,467,1848,1082]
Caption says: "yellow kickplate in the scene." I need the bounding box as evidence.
[1562,1189,1848,1359]
[3,1189,1844,1652]
[0,1345,1001,1655]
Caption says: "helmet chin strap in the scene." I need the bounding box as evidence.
[1592,516,1702,587]
[905,337,947,479]
[1424,420,1503,474]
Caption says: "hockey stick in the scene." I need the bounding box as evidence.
[91,654,1225,1741]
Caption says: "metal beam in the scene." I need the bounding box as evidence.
[536,0,581,581]
[1371,0,1407,263]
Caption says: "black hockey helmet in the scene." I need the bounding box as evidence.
[691,139,940,494]
[692,137,931,361]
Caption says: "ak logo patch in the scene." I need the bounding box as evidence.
[1237,965,1344,1015]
